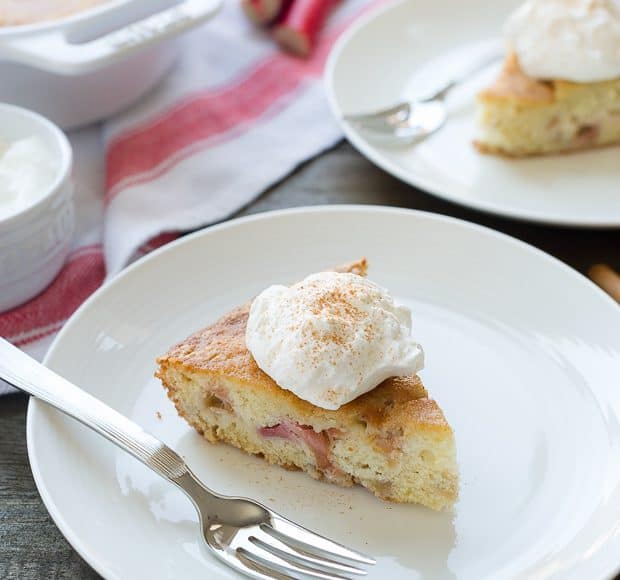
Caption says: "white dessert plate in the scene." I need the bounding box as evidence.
[28,206,620,579]
[325,0,620,228]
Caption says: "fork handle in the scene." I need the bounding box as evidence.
[426,50,501,102]
[0,338,188,482]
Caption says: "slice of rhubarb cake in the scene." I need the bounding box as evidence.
[156,260,458,510]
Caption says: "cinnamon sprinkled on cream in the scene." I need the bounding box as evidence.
[245,271,424,410]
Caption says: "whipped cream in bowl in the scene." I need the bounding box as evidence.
[505,0,620,82]
[246,271,424,410]
[0,104,74,312]
[0,135,58,221]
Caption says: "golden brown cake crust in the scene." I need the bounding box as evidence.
[156,258,450,434]
[474,137,620,157]
[478,52,555,104]
[478,52,620,105]
[157,303,450,431]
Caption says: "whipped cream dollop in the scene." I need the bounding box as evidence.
[505,0,620,82]
[246,271,424,410]
[0,136,58,221]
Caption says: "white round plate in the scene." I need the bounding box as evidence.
[28,206,620,579]
[325,0,620,227]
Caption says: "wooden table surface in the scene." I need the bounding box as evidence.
[1,141,618,579]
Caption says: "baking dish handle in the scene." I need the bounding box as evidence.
[0,0,222,75]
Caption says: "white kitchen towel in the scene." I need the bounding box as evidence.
[0,0,376,394]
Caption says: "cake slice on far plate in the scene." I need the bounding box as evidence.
[475,0,620,157]
[156,259,458,510]
[475,52,620,157]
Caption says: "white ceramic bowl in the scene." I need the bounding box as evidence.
[0,104,74,313]
[0,0,222,129]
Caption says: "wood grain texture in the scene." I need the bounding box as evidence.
[0,394,99,579]
[1,142,618,578]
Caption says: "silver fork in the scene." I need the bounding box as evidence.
[343,49,501,144]
[0,338,375,579]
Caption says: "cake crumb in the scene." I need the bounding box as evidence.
[155,411,162,420]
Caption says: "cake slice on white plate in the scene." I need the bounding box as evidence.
[475,0,620,156]
[156,259,458,510]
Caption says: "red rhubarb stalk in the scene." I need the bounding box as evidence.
[241,0,291,25]
[273,0,338,58]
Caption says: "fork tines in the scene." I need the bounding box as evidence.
[232,515,375,579]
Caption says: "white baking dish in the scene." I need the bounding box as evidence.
[0,0,222,129]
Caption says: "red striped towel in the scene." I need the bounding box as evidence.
[0,0,375,394]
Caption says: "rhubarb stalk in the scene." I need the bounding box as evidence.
[273,0,338,57]
[242,0,290,25]
[589,263,620,302]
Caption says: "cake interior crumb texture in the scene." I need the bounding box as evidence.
[156,260,458,510]
[475,53,620,156]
